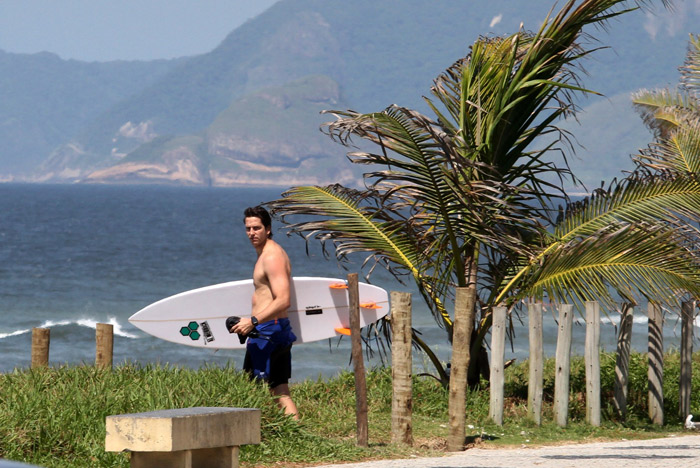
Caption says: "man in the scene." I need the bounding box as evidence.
[231,206,299,419]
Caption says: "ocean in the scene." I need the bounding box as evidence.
[0,183,695,382]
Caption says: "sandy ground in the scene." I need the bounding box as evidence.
[313,434,700,468]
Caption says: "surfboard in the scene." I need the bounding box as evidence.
[128,277,390,349]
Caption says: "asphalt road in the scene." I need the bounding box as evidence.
[313,434,700,468]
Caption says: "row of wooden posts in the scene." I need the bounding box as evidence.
[489,300,695,427]
[30,323,114,369]
[25,277,694,450]
[343,276,414,447]
[386,294,697,449]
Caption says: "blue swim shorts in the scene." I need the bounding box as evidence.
[243,318,297,388]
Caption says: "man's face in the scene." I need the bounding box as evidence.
[245,216,270,248]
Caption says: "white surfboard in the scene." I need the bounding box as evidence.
[128,277,390,349]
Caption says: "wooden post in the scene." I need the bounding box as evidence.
[447,287,475,452]
[613,303,634,419]
[554,304,574,427]
[528,302,543,425]
[647,302,664,425]
[680,301,693,419]
[347,273,368,447]
[96,323,114,369]
[489,306,507,426]
[391,291,413,446]
[585,301,601,426]
[31,327,50,368]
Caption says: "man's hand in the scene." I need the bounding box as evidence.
[231,317,256,336]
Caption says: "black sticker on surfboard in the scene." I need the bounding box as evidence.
[200,320,215,344]
[305,306,323,315]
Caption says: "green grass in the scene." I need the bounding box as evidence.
[0,351,697,467]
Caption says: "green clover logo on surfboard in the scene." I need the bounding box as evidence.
[179,321,214,344]
[180,321,201,340]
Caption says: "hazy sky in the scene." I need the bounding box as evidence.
[0,0,280,62]
[2,0,698,63]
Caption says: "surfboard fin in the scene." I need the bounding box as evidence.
[360,302,381,309]
[334,327,351,336]
[329,283,348,289]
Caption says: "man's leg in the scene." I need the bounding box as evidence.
[271,383,299,419]
[267,342,298,419]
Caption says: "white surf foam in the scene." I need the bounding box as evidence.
[599,316,650,325]
[72,317,139,339]
[0,317,139,340]
[0,328,31,339]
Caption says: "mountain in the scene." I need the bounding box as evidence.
[69,75,359,186]
[0,51,181,176]
[1,0,698,189]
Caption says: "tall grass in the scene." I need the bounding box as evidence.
[0,351,696,467]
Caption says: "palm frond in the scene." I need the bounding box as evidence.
[635,120,700,173]
[323,106,470,285]
[425,1,656,215]
[680,34,700,98]
[558,173,700,238]
[632,88,698,137]
[268,185,419,274]
[323,105,547,283]
[266,184,454,330]
[514,222,700,310]
[495,170,700,304]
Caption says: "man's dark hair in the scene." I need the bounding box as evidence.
[244,206,273,238]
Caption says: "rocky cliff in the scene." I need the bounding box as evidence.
[46,75,360,187]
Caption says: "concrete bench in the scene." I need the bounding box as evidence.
[105,407,260,468]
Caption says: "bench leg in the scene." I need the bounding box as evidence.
[131,449,192,468]
[130,446,239,468]
[193,446,239,468]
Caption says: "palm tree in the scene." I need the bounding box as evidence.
[633,34,700,139]
[268,0,699,447]
[502,33,700,319]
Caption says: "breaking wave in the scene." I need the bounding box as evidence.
[0,317,138,340]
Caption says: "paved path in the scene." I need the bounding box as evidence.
[314,434,700,468]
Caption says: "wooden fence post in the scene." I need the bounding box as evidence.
[647,301,664,425]
[347,273,368,447]
[31,327,50,368]
[554,304,573,427]
[585,301,601,426]
[447,287,475,452]
[489,306,507,426]
[96,323,114,369]
[391,291,413,446]
[528,302,544,425]
[613,303,634,419]
[680,301,693,419]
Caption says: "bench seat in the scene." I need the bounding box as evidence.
[105,407,260,468]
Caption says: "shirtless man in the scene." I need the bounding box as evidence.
[231,206,299,419]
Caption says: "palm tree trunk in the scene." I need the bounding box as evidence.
[447,253,478,451]
[468,320,490,387]
[447,286,476,451]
